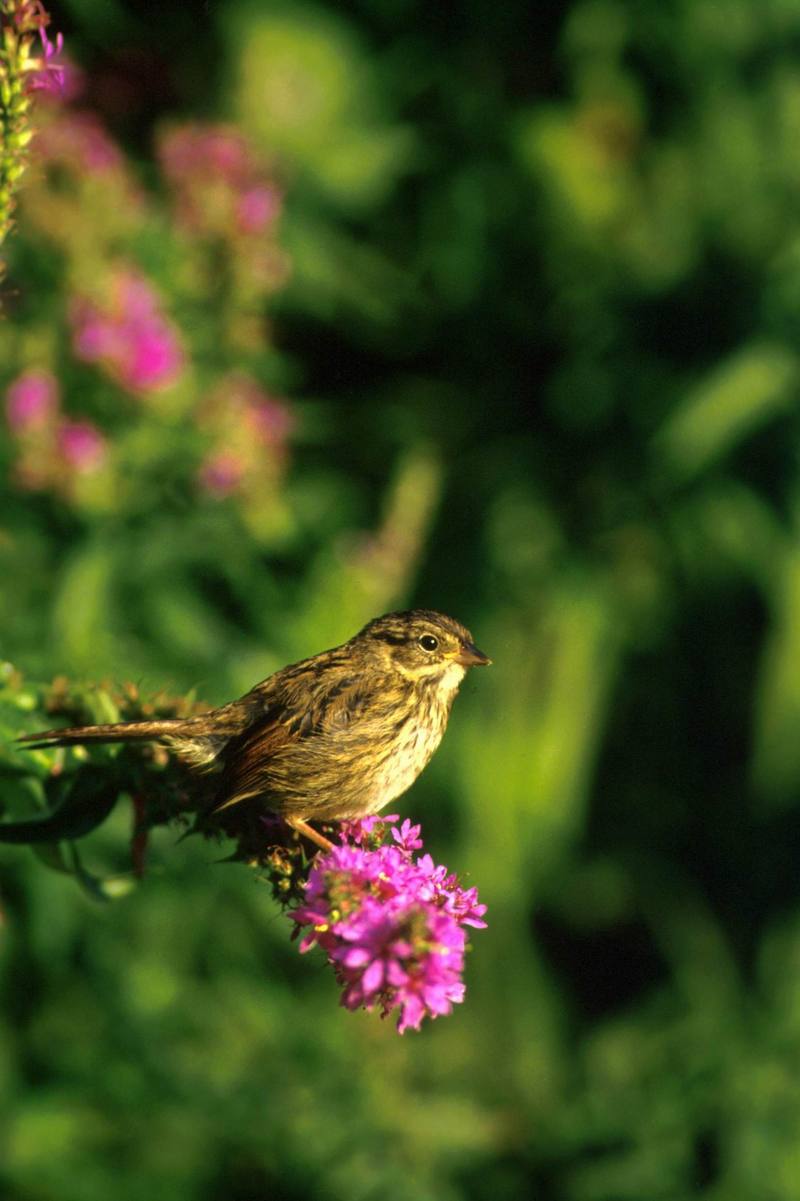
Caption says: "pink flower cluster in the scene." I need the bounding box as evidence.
[158,124,282,238]
[34,110,124,174]
[6,1,65,94]
[6,368,58,432]
[5,369,107,485]
[69,268,185,394]
[290,816,487,1033]
[57,419,105,471]
[197,373,293,498]
[27,24,65,93]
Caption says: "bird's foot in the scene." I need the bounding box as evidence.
[285,816,334,853]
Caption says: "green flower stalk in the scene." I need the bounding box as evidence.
[0,0,64,267]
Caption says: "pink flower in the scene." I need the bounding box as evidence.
[34,111,126,175]
[5,369,59,432]
[124,325,184,391]
[236,185,281,234]
[160,125,248,187]
[289,816,487,1033]
[204,129,249,178]
[157,123,283,239]
[27,24,66,94]
[69,269,185,394]
[57,420,106,472]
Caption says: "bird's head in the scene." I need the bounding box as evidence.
[354,609,491,685]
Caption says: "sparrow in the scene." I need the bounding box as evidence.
[19,610,491,850]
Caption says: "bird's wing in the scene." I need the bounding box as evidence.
[211,660,371,813]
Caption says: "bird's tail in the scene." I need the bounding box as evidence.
[17,693,256,768]
[18,715,217,751]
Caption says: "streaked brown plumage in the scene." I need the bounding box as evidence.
[19,610,491,850]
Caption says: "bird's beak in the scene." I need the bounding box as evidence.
[456,641,492,667]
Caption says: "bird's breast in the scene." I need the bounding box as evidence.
[363,707,448,812]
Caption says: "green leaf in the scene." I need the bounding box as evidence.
[653,342,799,482]
[65,843,137,903]
[0,770,120,844]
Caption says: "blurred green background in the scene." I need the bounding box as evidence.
[5,0,800,1197]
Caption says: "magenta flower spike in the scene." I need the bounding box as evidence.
[28,24,65,93]
[289,815,487,1033]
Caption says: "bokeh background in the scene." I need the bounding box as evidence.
[4,0,800,1196]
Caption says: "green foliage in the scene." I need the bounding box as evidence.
[0,670,202,895]
[4,0,800,1197]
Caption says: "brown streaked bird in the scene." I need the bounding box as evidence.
[19,610,491,851]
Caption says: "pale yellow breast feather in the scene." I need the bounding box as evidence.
[367,661,467,812]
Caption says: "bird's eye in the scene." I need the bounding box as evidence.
[418,634,439,652]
